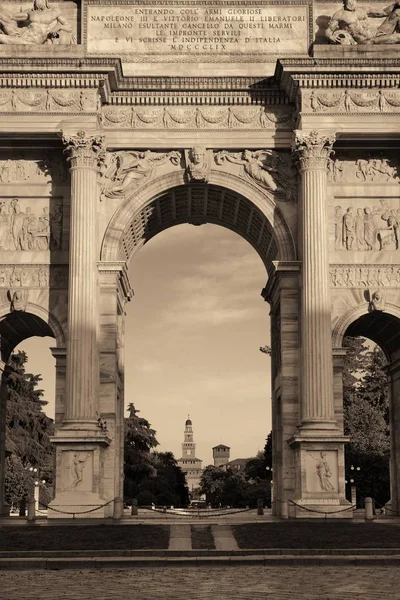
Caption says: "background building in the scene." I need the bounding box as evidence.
[212,444,230,468]
[177,417,202,493]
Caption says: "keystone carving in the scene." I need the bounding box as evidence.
[185,146,211,183]
[369,289,385,311]
[214,149,297,201]
[63,131,105,170]
[9,289,27,312]
[101,150,181,199]
[293,130,336,171]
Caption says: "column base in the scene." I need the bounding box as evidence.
[47,491,114,519]
[297,419,341,436]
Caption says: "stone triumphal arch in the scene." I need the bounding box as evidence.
[0,0,400,518]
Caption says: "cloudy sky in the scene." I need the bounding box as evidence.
[18,223,272,466]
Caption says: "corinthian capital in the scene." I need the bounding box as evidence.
[62,130,105,169]
[292,130,335,171]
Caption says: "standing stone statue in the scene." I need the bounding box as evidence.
[316,452,335,492]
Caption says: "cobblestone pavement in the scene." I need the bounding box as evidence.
[1,566,400,600]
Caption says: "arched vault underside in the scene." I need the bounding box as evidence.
[345,310,400,360]
[117,184,289,272]
[0,310,55,363]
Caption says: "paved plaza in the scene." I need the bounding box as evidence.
[1,566,400,600]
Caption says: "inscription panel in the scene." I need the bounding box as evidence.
[86,1,310,60]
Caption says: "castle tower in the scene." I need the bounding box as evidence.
[177,416,203,493]
[213,444,230,468]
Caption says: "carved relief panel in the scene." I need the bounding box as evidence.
[0,197,63,251]
[305,450,338,494]
[61,450,93,492]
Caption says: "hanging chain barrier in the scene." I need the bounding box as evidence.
[31,498,115,519]
[142,506,257,518]
[287,499,357,518]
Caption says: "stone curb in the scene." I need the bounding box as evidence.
[1,555,400,569]
[1,547,400,558]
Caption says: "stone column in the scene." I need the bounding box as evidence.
[62,130,104,428]
[293,130,337,433]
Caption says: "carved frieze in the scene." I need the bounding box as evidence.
[334,202,400,252]
[304,89,400,114]
[0,154,68,184]
[0,197,62,251]
[215,149,297,201]
[0,89,99,112]
[101,150,181,199]
[328,157,399,184]
[0,265,68,288]
[101,105,295,130]
[329,265,400,287]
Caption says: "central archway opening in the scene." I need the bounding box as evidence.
[119,183,283,507]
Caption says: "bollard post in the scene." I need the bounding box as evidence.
[280,499,289,519]
[131,499,138,516]
[257,498,264,515]
[163,506,167,513]
[365,497,374,520]
[27,494,36,522]
[113,497,124,520]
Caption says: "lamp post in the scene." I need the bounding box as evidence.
[28,467,46,514]
[266,466,273,508]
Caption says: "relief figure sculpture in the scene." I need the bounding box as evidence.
[101,150,181,199]
[343,207,355,250]
[0,0,75,45]
[325,0,400,45]
[215,149,297,201]
[71,452,90,488]
[316,452,335,492]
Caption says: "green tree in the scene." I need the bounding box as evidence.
[4,454,31,509]
[5,351,54,469]
[343,337,390,506]
[137,451,189,507]
[124,403,159,500]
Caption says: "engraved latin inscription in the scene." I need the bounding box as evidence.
[87,3,309,56]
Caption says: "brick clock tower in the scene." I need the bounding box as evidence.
[177,416,203,493]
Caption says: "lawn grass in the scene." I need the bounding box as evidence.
[0,524,170,551]
[233,521,400,549]
[191,525,216,550]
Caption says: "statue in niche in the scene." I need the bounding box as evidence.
[215,149,297,201]
[369,289,386,311]
[334,206,344,249]
[343,207,355,250]
[71,452,90,488]
[50,204,63,249]
[101,150,181,199]
[316,452,335,492]
[10,198,26,251]
[9,289,27,312]
[0,0,75,45]
[325,0,400,45]
[186,146,211,182]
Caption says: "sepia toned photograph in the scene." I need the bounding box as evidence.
[0,0,400,597]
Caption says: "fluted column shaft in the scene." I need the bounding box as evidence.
[63,131,104,424]
[294,130,337,429]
